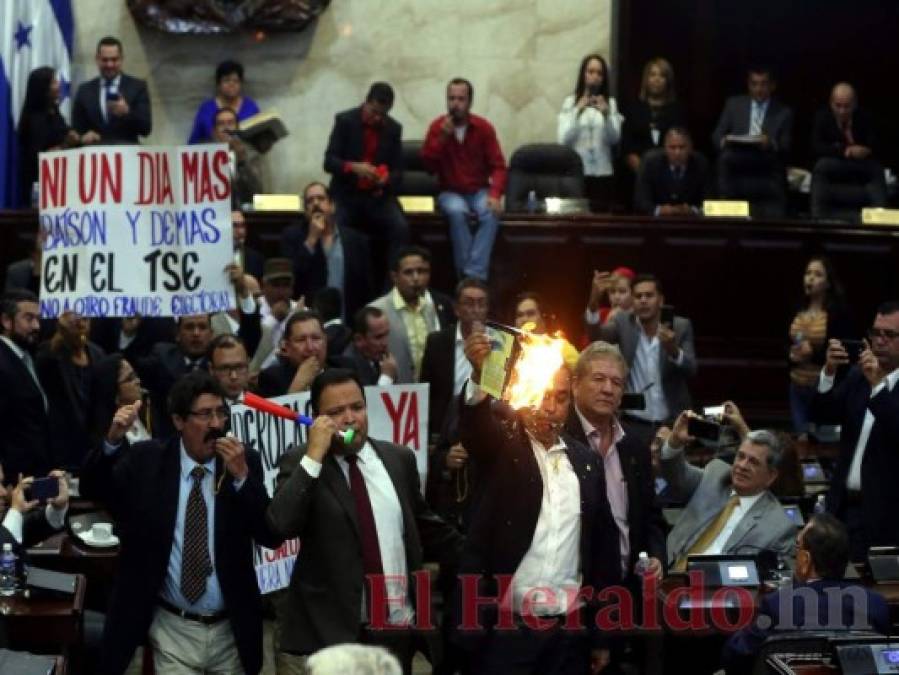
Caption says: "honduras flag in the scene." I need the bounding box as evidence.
[1,0,74,207]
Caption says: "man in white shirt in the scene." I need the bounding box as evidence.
[454,331,618,674]
[661,413,795,572]
[813,300,899,561]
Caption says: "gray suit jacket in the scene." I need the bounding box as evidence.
[712,95,793,154]
[368,290,443,384]
[591,312,697,419]
[265,440,462,654]
[662,451,795,567]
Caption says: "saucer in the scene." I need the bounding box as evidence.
[76,530,120,548]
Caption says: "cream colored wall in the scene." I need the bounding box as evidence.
[71,1,612,194]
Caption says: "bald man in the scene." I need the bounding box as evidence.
[811,82,877,161]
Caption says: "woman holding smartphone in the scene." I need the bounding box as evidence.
[558,53,623,212]
[787,256,853,439]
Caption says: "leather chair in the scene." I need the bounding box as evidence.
[505,144,584,212]
[810,157,887,223]
[717,147,787,219]
[397,140,439,196]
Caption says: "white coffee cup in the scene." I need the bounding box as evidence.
[91,522,113,541]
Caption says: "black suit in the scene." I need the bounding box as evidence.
[813,366,899,559]
[634,150,710,215]
[257,354,358,399]
[564,409,667,576]
[240,245,265,282]
[279,222,375,321]
[80,437,280,675]
[620,100,686,160]
[0,340,53,480]
[89,317,176,365]
[419,327,456,437]
[342,343,381,386]
[811,106,878,160]
[266,439,463,655]
[72,74,152,144]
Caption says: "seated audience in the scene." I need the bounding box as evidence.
[252,258,301,372]
[422,77,507,281]
[622,57,685,175]
[512,291,579,371]
[324,82,408,283]
[661,413,796,570]
[0,464,69,551]
[368,246,453,383]
[90,354,152,445]
[17,67,80,206]
[788,256,853,440]
[811,82,877,161]
[207,334,252,405]
[712,65,792,156]
[814,301,899,561]
[557,54,623,212]
[280,182,374,322]
[210,262,262,356]
[586,266,635,327]
[72,35,151,145]
[0,290,53,481]
[343,306,398,387]
[37,312,106,472]
[635,127,709,215]
[723,514,889,675]
[187,59,260,145]
[231,209,264,281]
[208,107,263,205]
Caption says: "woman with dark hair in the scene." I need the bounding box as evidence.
[787,256,854,439]
[89,354,151,447]
[558,54,624,212]
[621,57,686,174]
[187,59,260,144]
[17,66,80,205]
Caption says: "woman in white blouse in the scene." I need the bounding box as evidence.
[558,53,624,212]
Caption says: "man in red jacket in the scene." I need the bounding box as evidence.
[421,78,507,281]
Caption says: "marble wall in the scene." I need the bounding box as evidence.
[70,0,612,195]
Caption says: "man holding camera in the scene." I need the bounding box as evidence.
[814,301,899,561]
[0,464,69,551]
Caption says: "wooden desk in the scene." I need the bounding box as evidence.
[0,573,85,656]
[28,533,118,611]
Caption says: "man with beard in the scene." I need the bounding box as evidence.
[267,368,463,673]
[0,290,52,479]
[280,182,374,321]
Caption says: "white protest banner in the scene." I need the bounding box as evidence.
[229,384,429,594]
[37,145,235,318]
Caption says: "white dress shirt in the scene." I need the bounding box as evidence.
[627,325,683,422]
[818,366,899,491]
[557,94,623,176]
[300,443,413,626]
[2,503,67,544]
[465,380,582,615]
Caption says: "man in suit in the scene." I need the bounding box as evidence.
[712,65,793,155]
[324,82,409,283]
[81,372,281,675]
[232,209,264,281]
[455,330,619,674]
[343,306,399,387]
[368,245,454,383]
[257,310,356,397]
[207,334,251,406]
[811,82,878,161]
[72,36,152,145]
[813,301,899,561]
[0,290,53,480]
[137,314,215,440]
[660,413,795,571]
[279,182,375,321]
[588,274,697,447]
[635,127,710,215]
[723,513,889,675]
[266,368,463,673]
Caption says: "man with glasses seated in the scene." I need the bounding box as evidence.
[814,301,899,561]
[82,372,282,675]
[207,334,251,405]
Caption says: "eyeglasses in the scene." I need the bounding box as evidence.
[188,406,229,422]
[212,364,248,376]
[869,328,899,341]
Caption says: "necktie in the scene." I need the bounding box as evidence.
[344,454,384,615]
[102,79,114,123]
[21,352,48,412]
[181,466,212,604]
[673,494,741,572]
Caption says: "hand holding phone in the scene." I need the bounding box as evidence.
[687,416,722,442]
[25,476,59,503]
[660,305,675,329]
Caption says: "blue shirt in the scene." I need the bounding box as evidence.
[750,99,769,134]
[325,228,346,299]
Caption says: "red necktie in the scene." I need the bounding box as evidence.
[344,454,385,617]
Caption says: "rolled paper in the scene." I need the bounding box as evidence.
[241,392,355,443]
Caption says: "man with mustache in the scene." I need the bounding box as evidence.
[81,371,281,675]
[280,182,374,322]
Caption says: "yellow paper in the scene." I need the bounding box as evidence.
[703,200,750,217]
[398,196,435,213]
[253,194,302,212]
[862,208,899,226]
[480,327,517,401]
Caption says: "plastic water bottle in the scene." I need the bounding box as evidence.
[0,543,18,596]
[634,550,652,576]
[526,190,538,214]
[813,494,826,515]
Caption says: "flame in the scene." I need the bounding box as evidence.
[505,323,569,410]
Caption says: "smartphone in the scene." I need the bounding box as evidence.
[26,476,60,502]
[841,339,864,363]
[661,305,675,328]
[687,416,721,442]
